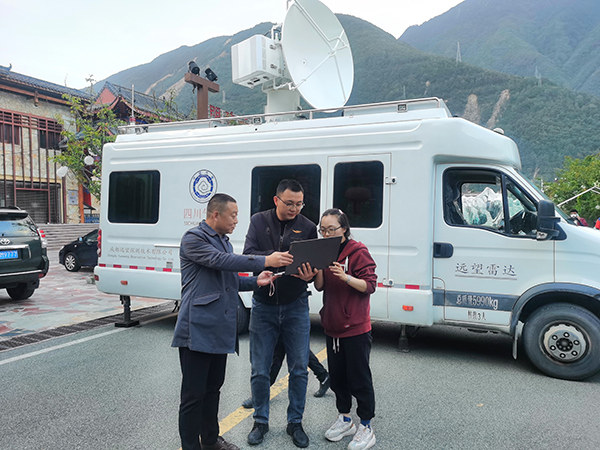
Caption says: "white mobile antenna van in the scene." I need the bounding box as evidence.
[95,0,600,381]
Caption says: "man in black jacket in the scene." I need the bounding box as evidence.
[244,179,317,448]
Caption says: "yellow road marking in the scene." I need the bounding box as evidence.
[177,347,328,449]
[314,347,328,363]
[220,373,289,434]
[220,346,328,434]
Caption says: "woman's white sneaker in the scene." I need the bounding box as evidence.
[324,414,356,442]
[347,424,376,450]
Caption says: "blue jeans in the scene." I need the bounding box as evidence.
[250,294,310,424]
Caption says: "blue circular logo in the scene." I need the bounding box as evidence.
[189,169,217,203]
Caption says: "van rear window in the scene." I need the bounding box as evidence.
[108,171,160,224]
[333,161,384,228]
[251,165,321,225]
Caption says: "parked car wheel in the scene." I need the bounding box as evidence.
[523,302,600,380]
[7,283,36,300]
[64,253,81,272]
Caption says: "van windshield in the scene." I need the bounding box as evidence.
[517,171,569,221]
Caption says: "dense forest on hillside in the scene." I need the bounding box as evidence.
[401,0,600,98]
[99,14,600,180]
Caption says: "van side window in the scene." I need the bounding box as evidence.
[444,169,504,230]
[108,171,160,224]
[505,179,538,236]
[333,161,384,228]
[443,169,538,237]
[251,165,321,225]
[461,181,504,230]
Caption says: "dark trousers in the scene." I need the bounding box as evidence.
[270,336,328,385]
[326,332,375,421]
[178,347,227,450]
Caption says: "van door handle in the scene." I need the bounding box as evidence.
[433,242,453,258]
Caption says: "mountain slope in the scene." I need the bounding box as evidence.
[99,14,600,180]
[400,0,600,98]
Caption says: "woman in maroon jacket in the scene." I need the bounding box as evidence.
[313,208,378,450]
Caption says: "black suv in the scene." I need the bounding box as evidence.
[0,208,49,300]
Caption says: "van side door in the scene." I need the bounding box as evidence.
[433,165,554,329]
[327,154,391,319]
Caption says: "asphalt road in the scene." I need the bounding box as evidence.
[2,314,600,450]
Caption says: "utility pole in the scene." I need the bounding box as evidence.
[535,66,542,86]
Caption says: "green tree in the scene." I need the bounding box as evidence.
[54,78,123,200]
[146,88,192,123]
[545,153,600,224]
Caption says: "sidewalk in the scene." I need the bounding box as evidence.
[0,251,170,340]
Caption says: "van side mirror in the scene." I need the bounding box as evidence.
[536,200,560,240]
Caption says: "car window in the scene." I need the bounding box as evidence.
[0,214,38,237]
[85,230,99,242]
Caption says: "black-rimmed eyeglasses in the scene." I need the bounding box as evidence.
[277,196,305,210]
[319,226,342,235]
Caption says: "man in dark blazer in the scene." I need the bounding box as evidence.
[172,193,293,450]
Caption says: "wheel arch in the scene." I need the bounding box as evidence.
[511,283,600,335]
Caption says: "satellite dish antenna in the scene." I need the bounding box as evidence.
[281,0,354,110]
[231,0,354,117]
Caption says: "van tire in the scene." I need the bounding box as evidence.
[7,284,36,300]
[237,297,250,335]
[523,303,600,380]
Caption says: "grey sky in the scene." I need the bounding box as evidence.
[1,0,463,88]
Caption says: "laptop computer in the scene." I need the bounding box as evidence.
[282,235,343,276]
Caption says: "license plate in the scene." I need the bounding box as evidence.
[0,250,19,260]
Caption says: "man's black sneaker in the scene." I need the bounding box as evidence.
[242,397,253,409]
[314,375,330,397]
[286,422,309,448]
[247,422,269,445]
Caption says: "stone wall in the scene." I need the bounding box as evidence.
[0,90,75,130]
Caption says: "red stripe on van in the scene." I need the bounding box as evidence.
[405,284,420,290]
[114,264,122,268]
[163,268,172,272]
[130,265,138,270]
[146,267,155,271]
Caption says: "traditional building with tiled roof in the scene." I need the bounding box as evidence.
[95,82,184,123]
[0,65,91,224]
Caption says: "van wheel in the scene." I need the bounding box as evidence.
[523,303,600,380]
[7,284,36,300]
[237,297,250,335]
[64,253,81,272]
